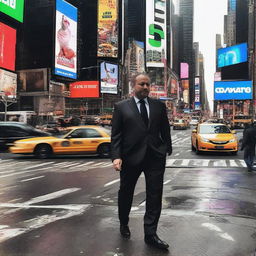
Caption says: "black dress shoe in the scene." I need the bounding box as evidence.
[144,234,169,250]
[120,225,130,238]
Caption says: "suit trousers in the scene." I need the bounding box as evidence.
[118,147,166,235]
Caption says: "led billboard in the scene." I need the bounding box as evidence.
[0,0,24,22]
[18,69,48,92]
[217,43,247,68]
[0,69,17,98]
[180,63,189,79]
[100,62,118,94]
[0,22,16,71]
[214,80,253,100]
[70,81,99,98]
[146,0,166,67]
[54,0,77,79]
[97,0,118,58]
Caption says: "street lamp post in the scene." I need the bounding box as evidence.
[0,91,16,121]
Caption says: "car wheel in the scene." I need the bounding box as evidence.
[97,144,111,158]
[34,144,52,159]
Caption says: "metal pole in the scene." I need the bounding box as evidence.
[4,99,7,121]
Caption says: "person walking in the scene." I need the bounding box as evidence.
[111,73,172,250]
[241,122,256,172]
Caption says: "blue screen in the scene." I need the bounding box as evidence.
[217,43,247,68]
[214,81,252,100]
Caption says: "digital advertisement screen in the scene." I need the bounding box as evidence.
[97,0,118,58]
[214,80,253,100]
[70,81,99,98]
[146,0,166,67]
[180,63,189,79]
[18,69,48,92]
[217,43,247,68]
[0,69,17,98]
[100,62,118,94]
[54,0,77,79]
[0,22,16,71]
[0,0,24,22]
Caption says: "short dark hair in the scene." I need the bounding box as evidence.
[130,73,151,87]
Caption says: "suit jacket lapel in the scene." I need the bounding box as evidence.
[148,97,155,128]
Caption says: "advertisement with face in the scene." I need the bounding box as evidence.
[18,69,47,92]
[181,80,189,104]
[55,0,77,79]
[217,43,247,68]
[97,0,118,58]
[0,69,17,98]
[0,22,16,71]
[70,81,100,98]
[0,0,24,22]
[34,96,65,115]
[100,62,118,94]
[146,0,166,67]
[214,81,253,100]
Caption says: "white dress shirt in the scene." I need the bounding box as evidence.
[134,96,150,118]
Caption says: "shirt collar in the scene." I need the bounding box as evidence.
[134,96,149,105]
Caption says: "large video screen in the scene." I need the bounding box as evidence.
[97,0,118,58]
[217,43,247,68]
[100,62,118,94]
[0,22,16,71]
[54,0,77,79]
[214,80,253,100]
[0,0,24,22]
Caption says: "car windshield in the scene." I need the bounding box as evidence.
[199,125,231,134]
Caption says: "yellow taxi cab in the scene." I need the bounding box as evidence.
[10,125,111,159]
[173,119,189,130]
[191,123,238,154]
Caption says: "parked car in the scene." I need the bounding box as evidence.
[10,125,111,159]
[191,123,238,154]
[0,122,50,151]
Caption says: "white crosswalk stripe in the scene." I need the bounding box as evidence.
[166,159,246,168]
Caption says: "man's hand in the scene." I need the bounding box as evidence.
[167,147,172,156]
[113,159,122,171]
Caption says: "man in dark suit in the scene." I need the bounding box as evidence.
[241,122,256,172]
[111,73,172,250]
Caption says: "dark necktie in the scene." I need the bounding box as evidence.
[139,99,149,126]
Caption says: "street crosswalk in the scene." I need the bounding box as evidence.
[0,158,247,174]
[166,159,246,168]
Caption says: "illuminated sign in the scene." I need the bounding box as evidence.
[0,22,16,71]
[0,0,24,22]
[100,62,118,94]
[217,43,247,68]
[214,81,253,100]
[97,0,118,58]
[180,63,189,79]
[146,0,166,67]
[70,81,99,98]
[54,0,77,79]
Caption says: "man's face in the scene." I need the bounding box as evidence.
[133,75,151,99]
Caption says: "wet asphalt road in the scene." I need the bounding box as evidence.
[0,128,256,256]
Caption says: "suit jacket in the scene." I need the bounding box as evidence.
[111,97,172,166]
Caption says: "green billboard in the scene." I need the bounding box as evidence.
[0,0,24,22]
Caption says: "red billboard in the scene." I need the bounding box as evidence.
[0,22,16,71]
[70,81,99,98]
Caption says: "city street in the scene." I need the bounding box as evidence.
[0,128,255,255]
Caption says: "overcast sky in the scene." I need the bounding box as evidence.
[194,0,227,112]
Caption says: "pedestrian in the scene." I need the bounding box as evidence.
[241,122,256,172]
[111,73,172,250]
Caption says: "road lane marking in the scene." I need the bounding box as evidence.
[213,160,226,167]
[23,162,55,170]
[104,179,120,187]
[20,176,45,182]
[229,160,238,167]
[180,159,190,166]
